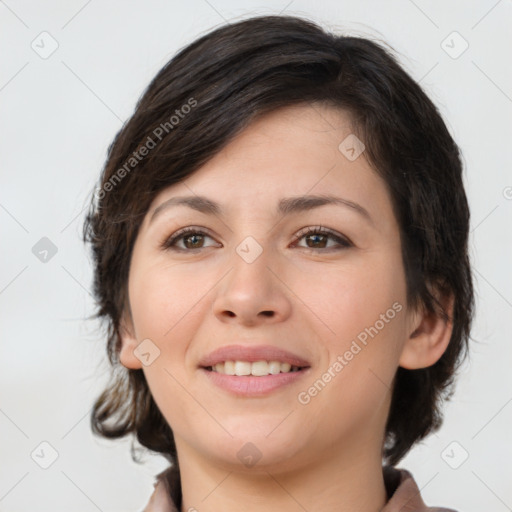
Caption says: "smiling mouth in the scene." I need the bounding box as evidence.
[203,360,308,376]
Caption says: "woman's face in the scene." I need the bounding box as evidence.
[120,103,418,472]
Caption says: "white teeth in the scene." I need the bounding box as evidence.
[224,361,235,375]
[234,361,251,376]
[280,362,292,373]
[210,360,301,376]
[268,361,282,374]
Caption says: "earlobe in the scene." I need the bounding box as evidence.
[399,291,455,370]
[118,314,143,370]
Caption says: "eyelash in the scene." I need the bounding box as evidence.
[160,225,352,252]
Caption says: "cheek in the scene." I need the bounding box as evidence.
[296,267,406,434]
[290,252,408,412]
[128,273,169,340]
[129,261,202,342]
[290,252,407,344]
[128,264,203,429]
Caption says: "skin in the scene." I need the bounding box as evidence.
[119,103,454,512]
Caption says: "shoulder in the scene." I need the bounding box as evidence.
[141,465,181,512]
[382,465,459,512]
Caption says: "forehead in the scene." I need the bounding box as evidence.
[145,103,395,229]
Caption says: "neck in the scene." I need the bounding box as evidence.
[174,438,388,512]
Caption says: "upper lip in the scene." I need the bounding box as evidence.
[199,344,311,368]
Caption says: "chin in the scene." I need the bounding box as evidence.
[201,430,310,473]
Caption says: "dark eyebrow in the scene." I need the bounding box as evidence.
[149,194,374,226]
[150,196,221,224]
[277,194,374,225]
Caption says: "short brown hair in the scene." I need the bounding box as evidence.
[83,14,475,467]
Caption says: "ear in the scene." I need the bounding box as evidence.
[118,311,143,370]
[399,287,455,370]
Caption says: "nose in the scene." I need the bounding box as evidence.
[212,246,292,327]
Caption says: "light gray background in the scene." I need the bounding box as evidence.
[1,1,511,511]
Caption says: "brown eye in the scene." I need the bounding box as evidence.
[304,233,329,248]
[293,226,352,251]
[160,225,351,252]
[161,227,219,251]
[182,233,205,249]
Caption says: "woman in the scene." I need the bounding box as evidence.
[83,15,473,512]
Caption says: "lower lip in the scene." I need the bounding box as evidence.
[200,367,310,397]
